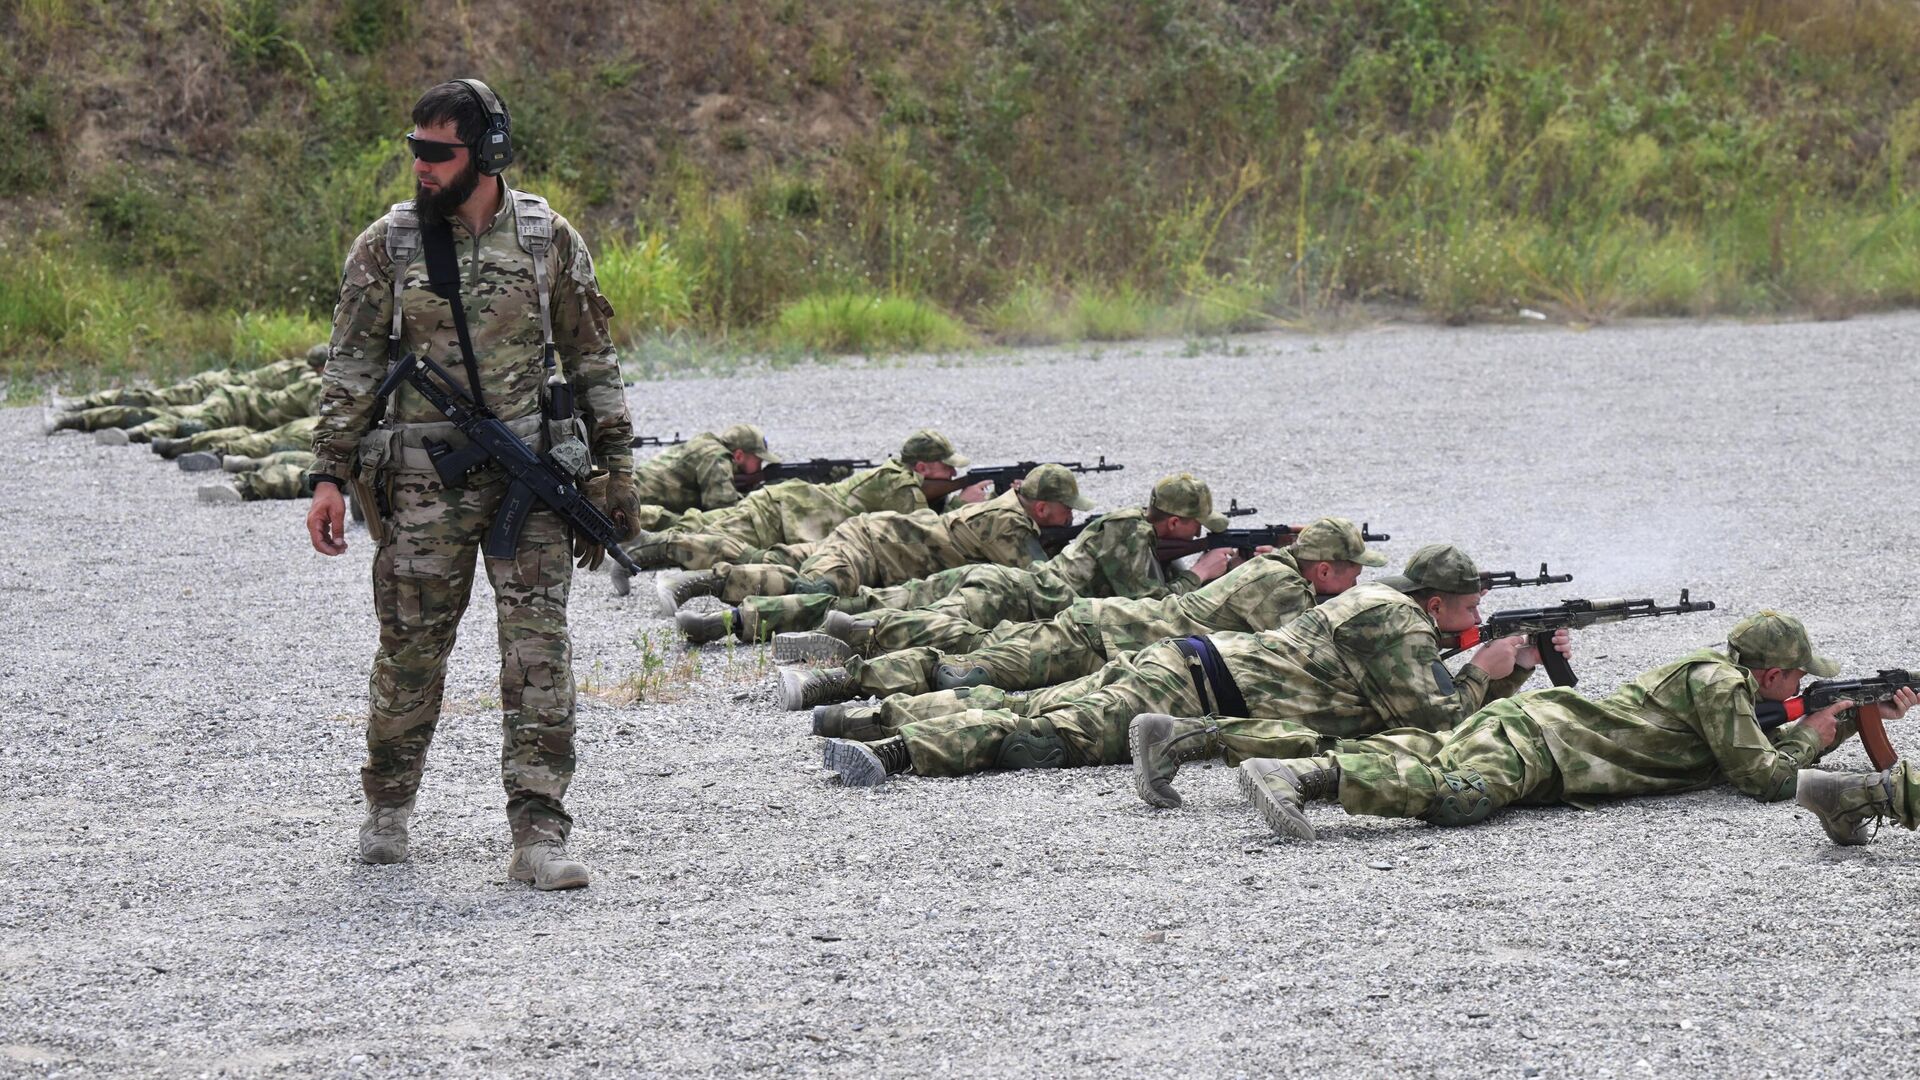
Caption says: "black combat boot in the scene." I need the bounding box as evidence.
[821,735,911,787]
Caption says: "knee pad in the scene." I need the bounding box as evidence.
[1422,770,1493,827]
[792,578,838,595]
[995,720,1066,770]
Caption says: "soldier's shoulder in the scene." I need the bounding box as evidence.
[1673,650,1749,693]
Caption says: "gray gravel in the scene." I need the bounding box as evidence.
[5,315,1920,1078]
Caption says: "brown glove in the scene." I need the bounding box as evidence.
[570,469,619,571]
[605,469,640,540]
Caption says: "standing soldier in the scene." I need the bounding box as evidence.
[303,79,637,890]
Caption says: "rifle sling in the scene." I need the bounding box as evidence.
[1174,636,1249,719]
[421,219,489,413]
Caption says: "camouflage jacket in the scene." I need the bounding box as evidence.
[177,371,323,430]
[1211,582,1532,737]
[241,355,321,392]
[1038,507,1200,603]
[1517,649,1828,803]
[632,432,742,512]
[828,459,930,517]
[310,184,632,480]
[938,488,1046,566]
[1073,548,1318,655]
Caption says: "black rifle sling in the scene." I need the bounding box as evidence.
[421,220,489,412]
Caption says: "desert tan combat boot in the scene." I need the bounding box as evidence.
[1796,769,1895,846]
[779,665,858,711]
[358,799,416,864]
[508,840,591,891]
[1128,714,1223,809]
[1237,757,1339,842]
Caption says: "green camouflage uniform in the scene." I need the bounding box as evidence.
[122,371,324,442]
[173,415,321,458]
[1874,762,1920,830]
[67,366,246,411]
[1329,650,1838,825]
[637,459,931,568]
[844,547,1316,698]
[629,429,756,515]
[709,488,1047,604]
[743,504,1201,638]
[229,450,317,500]
[311,185,631,845]
[889,582,1532,776]
[59,356,316,432]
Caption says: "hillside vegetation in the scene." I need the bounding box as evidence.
[6,0,1920,386]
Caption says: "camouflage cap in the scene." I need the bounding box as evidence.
[1150,473,1229,532]
[1290,516,1388,567]
[1020,463,1095,510]
[1377,543,1481,595]
[1728,610,1840,677]
[899,428,968,469]
[718,423,780,464]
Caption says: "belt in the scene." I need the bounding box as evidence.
[359,413,546,473]
[1173,635,1249,718]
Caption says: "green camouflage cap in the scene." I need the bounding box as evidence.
[1728,610,1840,677]
[1020,463,1095,511]
[1289,516,1388,567]
[718,423,780,464]
[1378,543,1482,595]
[899,428,968,469]
[1150,473,1229,532]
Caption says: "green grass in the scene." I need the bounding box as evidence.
[10,0,1920,387]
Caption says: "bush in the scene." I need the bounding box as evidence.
[770,293,971,353]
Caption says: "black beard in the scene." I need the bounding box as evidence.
[415,161,481,224]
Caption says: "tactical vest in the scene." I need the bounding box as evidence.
[382,188,557,369]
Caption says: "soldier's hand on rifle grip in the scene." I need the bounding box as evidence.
[1515,628,1572,670]
[1190,548,1237,583]
[308,482,349,556]
[954,480,992,504]
[1803,699,1850,749]
[1467,636,1525,680]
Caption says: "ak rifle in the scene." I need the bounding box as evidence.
[1038,499,1258,556]
[1442,590,1716,688]
[920,457,1125,502]
[733,457,878,493]
[1153,521,1391,563]
[1757,669,1920,769]
[375,353,641,573]
[1481,564,1573,590]
[629,432,687,448]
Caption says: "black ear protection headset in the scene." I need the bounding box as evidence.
[456,78,514,176]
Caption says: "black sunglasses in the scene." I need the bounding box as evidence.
[405,134,466,163]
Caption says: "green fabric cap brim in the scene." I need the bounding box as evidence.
[1200,511,1229,532]
[1806,652,1840,678]
[1354,547,1388,568]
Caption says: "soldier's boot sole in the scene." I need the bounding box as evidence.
[609,564,632,597]
[1129,713,1184,810]
[773,632,855,665]
[94,428,131,446]
[197,485,243,505]
[1237,760,1317,842]
[821,739,890,788]
[176,451,223,472]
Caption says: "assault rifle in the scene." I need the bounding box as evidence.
[920,457,1125,502]
[1153,521,1391,563]
[1443,590,1717,688]
[630,432,687,448]
[1038,499,1259,556]
[1756,669,1919,769]
[1481,564,1574,590]
[733,457,878,493]
[374,353,642,573]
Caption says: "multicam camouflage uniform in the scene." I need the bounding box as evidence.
[705,471,1077,604]
[311,185,631,846]
[880,580,1534,777]
[635,458,934,569]
[122,370,324,442]
[57,354,319,432]
[629,424,777,516]
[840,517,1382,698]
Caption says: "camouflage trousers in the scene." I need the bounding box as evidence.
[715,523,953,603]
[632,485,861,565]
[894,638,1325,777]
[740,563,1068,637]
[178,417,319,458]
[364,466,578,845]
[1891,762,1920,829]
[1332,699,1560,823]
[846,613,1106,698]
[72,371,232,410]
[232,451,315,501]
[64,403,164,431]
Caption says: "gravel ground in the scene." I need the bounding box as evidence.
[4,315,1920,1078]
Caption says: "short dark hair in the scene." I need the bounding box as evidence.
[412,81,507,147]
[1403,588,1442,607]
[1146,507,1175,525]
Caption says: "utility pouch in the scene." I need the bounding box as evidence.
[351,431,396,544]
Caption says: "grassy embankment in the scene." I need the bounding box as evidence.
[5,0,1920,394]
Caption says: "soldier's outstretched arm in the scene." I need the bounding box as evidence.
[549,217,634,474]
